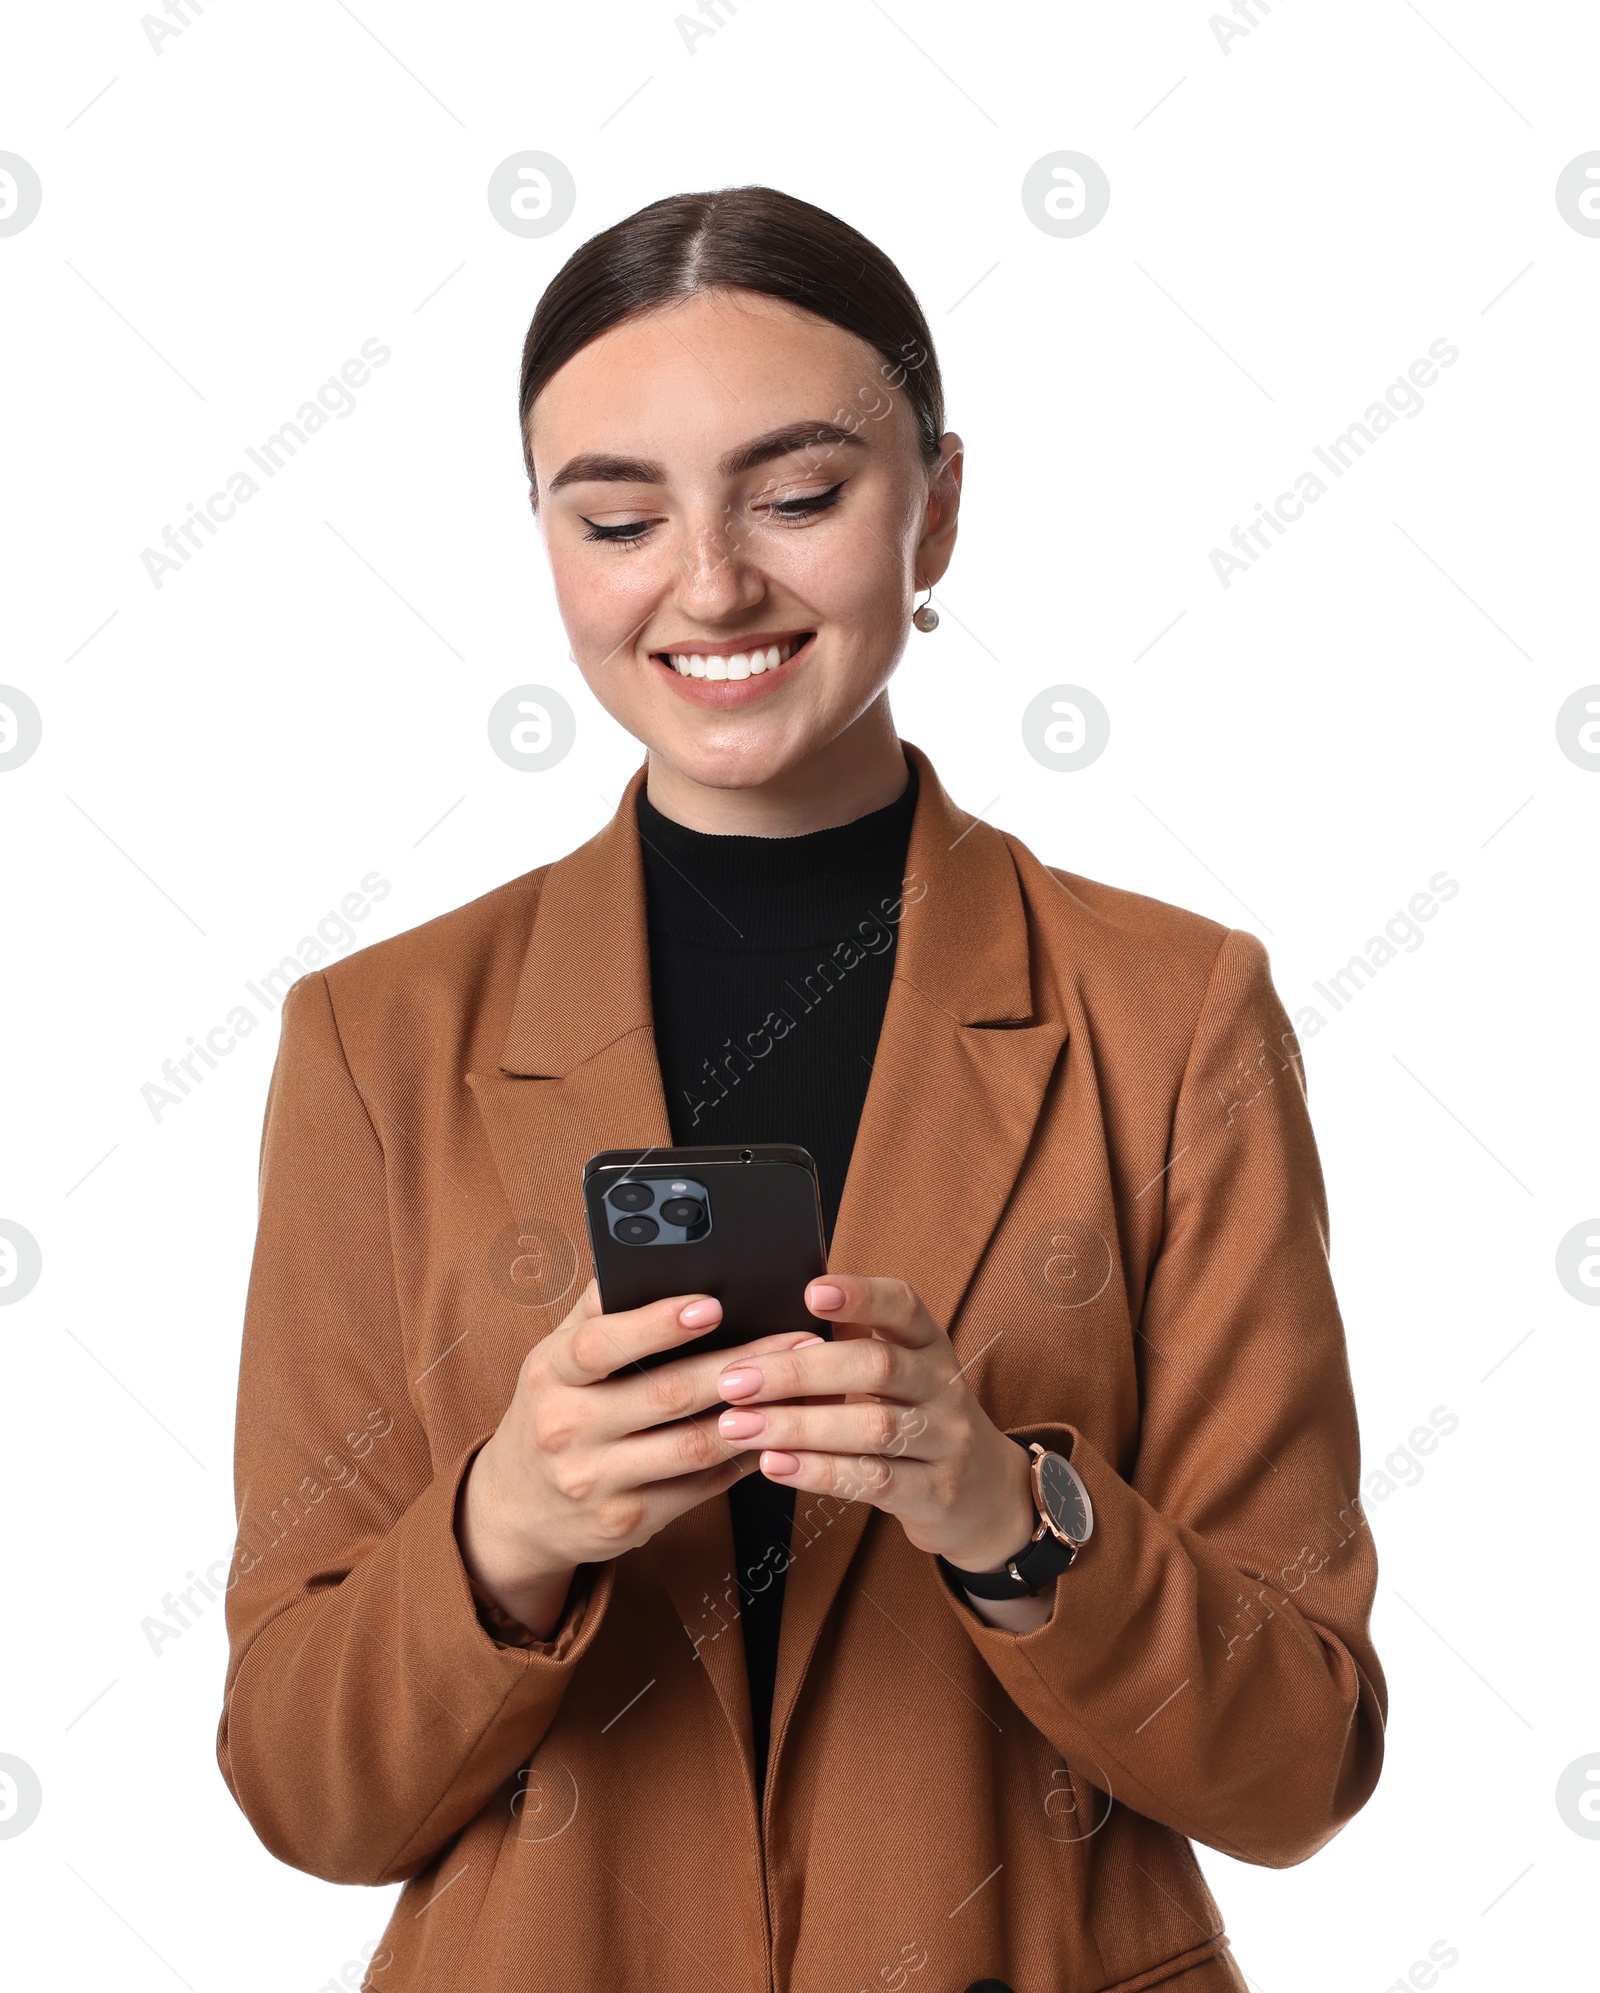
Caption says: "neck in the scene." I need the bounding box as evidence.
[643,696,909,836]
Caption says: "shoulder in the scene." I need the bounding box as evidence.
[1003,829,1237,974]
[996,828,1275,1042]
[283,865,550,1063]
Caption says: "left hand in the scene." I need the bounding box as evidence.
[713,1274,1038,1576]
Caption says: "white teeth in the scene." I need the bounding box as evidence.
[664,638,807,678]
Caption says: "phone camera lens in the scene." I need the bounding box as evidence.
[659,1197,704,1229]
[608,1182,653,1213]
[616,1214,659,1245]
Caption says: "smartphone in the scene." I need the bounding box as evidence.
[581,1143,830,1374]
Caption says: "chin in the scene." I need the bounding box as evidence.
[650,715,818,793]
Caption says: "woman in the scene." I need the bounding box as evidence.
[218,187,1385,1993]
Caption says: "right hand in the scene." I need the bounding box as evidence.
[457,1279,824,1639]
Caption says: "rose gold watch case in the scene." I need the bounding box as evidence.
[1026,1442,1095,1550]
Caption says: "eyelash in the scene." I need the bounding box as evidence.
[580,479,848,549]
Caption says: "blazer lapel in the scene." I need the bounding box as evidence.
[768,744,1069,1756]
[465,771,759,1772]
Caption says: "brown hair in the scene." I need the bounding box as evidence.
[518,185,944,495]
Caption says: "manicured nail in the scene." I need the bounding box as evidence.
[794,1334,825,1347]
[761,1451,801,1477]
[807,1283,846,1312]
[717,1366,762,1398]
[718,1408,766,1438]
[679,1297,721,1328]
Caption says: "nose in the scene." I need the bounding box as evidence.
[672,502,768,626]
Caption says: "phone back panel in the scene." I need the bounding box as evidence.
[582,1145,829,1369]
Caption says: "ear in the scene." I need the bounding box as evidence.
[914,432,964,588]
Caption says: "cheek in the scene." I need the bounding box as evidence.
[777,500,913,630]
[547,539,659,642]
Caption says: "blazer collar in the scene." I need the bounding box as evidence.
[497,740,1034,1079]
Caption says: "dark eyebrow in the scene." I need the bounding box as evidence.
[545,451,663,495]
[719,420,868,479]
[544,420,867,496]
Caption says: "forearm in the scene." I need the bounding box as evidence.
[220,1435,612,1885]
[943,1421,1384,1867]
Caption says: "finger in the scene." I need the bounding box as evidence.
[714,1327,940,1408]
[718,1398,938,1461]
[757,1446,911,1509]
[572,1408,752,1495]
[559,1401,779,1503]
[803,1274,940,1345]
[551,1291,723,1387]
[609,1450,756,1545]
[602,1330,828,1435]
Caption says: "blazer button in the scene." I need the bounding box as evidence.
[963,1982,1013,1992]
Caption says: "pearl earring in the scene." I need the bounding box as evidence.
[911,586,939,634]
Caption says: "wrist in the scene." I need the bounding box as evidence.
[962,1580,1057,1633]
[939,1434,1093,1605]
[456,1445,577,1637]
[473,1567,577,1645]
[932,1432,1037,1572]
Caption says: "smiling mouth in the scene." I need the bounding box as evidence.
[650,632,814,681]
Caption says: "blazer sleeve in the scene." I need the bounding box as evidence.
[941,927,1386,1868]
[216,969,615,1886]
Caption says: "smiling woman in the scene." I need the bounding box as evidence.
[516,188,959,825]
[218,185,1385,1993]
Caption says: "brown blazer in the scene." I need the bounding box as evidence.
[217,742,1385,1993]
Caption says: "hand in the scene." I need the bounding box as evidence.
[712,1274,1050,1625]
[458,1280,824,1639]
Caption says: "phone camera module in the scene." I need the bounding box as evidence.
[600,1170,710,1246]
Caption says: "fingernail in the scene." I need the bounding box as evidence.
[761,1451,801,1477]
[807,1283,846,1312]
[679,1298,721,1328]
[718,1408,766,1438]
[717,1366,762,1398]
[794,1334,825,1347]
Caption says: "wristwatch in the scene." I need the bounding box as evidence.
[936,1436,1094,1599]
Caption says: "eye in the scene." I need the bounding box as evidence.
[576,476,847,548]
[765,478,847,522]
[579,516,655,548]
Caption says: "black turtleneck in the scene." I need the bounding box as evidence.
[635,761,918,1799]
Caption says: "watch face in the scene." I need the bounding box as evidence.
[1036,1451,1093,1546]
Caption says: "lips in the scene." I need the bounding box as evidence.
[651,632,814,682]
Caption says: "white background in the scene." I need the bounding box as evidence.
[3,2,1598,1988]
